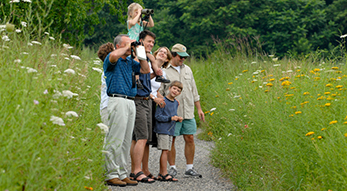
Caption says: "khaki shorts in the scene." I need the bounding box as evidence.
[156,134,173,151]
[133,99,152,141]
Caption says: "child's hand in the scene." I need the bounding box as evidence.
[178,117,183,122]
[171,116,178,121]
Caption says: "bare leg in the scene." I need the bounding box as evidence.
[183,134,195,164]
[130,140,136,174]
[159,150,169,175]
[142,144,151,176]
[168,136,176,165]
[133,139,154,181]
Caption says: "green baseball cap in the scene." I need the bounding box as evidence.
[171,43,190,57]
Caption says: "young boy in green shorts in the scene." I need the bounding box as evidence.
[154,80,183,182]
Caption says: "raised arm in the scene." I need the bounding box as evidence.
[143,15,154,28]
[128,8,142,29]
[108,42,131,64]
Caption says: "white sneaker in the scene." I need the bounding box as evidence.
[184,168,202,178]
[168,167,177,177]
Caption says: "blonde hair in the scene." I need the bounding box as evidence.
[153,47,173,68]
[127,3,143,20]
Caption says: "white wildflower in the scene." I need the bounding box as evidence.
[31,41,42,45]
[86,128,92,131]
[15,29,21,33]
[340,34,347,38]
[20,52,29,55]
[27,68,37,73]
[268,55,274,58]
[64,57,70,60]
[251,61,256,64]
[65,111,79,117]
[14,59,21,63]
[62,90,78,99]
[273,64,281,67]
[53,90,62,99]
[44,32,49,35]
[9,0,20,3]
[21,22,27,27]
[272,57,278,61]
[253,71,259,75]
[2,36,10,41]
[97,123,109,134]
[23,0,32,2]
[60,53,68,56]
[287,70,293,73]
[64,69,76,75]
[93,60,101,65]
[259,86,263,88]
[54,70,61,74]
[210,108,216,111]
[228,133,232,136]
[27,42,33,46]
[92,67,102,73]
[50,115,65,126]
[63,44,73,49]
[43,89,48,94]
[70,55,81,60]
[49,37,55,40]
[229,109,235,112]
[263,82,268,85]
[50,54,57,57]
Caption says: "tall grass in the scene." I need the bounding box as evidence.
[191,40,347,190]
[0,25,106,190]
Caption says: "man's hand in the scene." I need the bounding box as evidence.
[156,68,163,76]
[177,116,183,122]
[198,109,205,122]
[154,97,166,108]
[171,116,179,121]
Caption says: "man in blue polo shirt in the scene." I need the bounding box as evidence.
[103,34,150,187]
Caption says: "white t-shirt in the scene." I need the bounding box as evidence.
[150,68,166,98]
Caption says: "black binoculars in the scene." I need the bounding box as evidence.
[141,9,154,15]
[131,41,142,47]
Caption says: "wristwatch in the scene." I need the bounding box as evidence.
[151,96,155,100]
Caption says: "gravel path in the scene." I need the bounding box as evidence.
[108,129,236,191]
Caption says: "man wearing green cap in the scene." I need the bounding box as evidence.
[159,43,205,178]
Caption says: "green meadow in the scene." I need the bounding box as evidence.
[1,24,347,191]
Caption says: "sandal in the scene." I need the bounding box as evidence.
[147,173,157,180]
[129,173,135,180]
[157,173,178,182]
[134,171,155,183]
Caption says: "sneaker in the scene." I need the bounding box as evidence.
[184,168,202,178]
[155,75,170,83]
[168,167,177,177]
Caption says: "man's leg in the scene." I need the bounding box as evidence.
[133,139,154,181]
[183,134,195,164]
[142,144,151,176]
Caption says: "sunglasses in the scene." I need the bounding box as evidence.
[178,55,187,59]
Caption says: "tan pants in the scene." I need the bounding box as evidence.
[104,97,136,180]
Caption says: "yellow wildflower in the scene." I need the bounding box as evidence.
[208,131,213,136]
[84,187,93,190]
[344,121,347,125]
[285,94,294,97]
[226,88,230,91]
[285,77,290,80]
[290,87,296,89]
[261,70,265,73]
[235,78,238,80]
[205,111,210,114]
[327,97,333,101]
[269,78,275,82]
[297,69,301,72]
[295,111,302,114]
[331,94,336,97]
[325,103,331,107]
[303,92,310,95]
[311,138,315,140]
[210,112,214,116]
[215,95,219,98]
[269,74,273,77]
[336,85,343,88]
[228,82,233,85]
[345,133,347,137]
[313,68,320,72]
[318,136,323,139]
[324,92,330,95]
[291,106,297,109]
[265,90,269,93]
[305,132,314,136]
[332,67,339,70]
[326,84,332,87]
[282,81,291,86]
[242,70,248,73]
[321,128,327,131]
[296,75,301,78]
[266,83,273,87]
[279,77,285,81]
[336,71,342,73]
[314,77,320,80]
[251,80,255,83]
[329,120,337,125]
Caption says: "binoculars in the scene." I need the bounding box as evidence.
[141,9,154,15]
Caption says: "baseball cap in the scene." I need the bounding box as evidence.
[171,43,190,57]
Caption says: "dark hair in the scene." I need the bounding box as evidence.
[170,80,183,91]
[113,34,129,47]
[139,30,156,41]
[97,42,115,62]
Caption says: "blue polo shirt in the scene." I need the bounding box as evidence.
[103,53,141,97]
[136,61,152,97]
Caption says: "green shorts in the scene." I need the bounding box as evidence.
[174,118,197,136]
